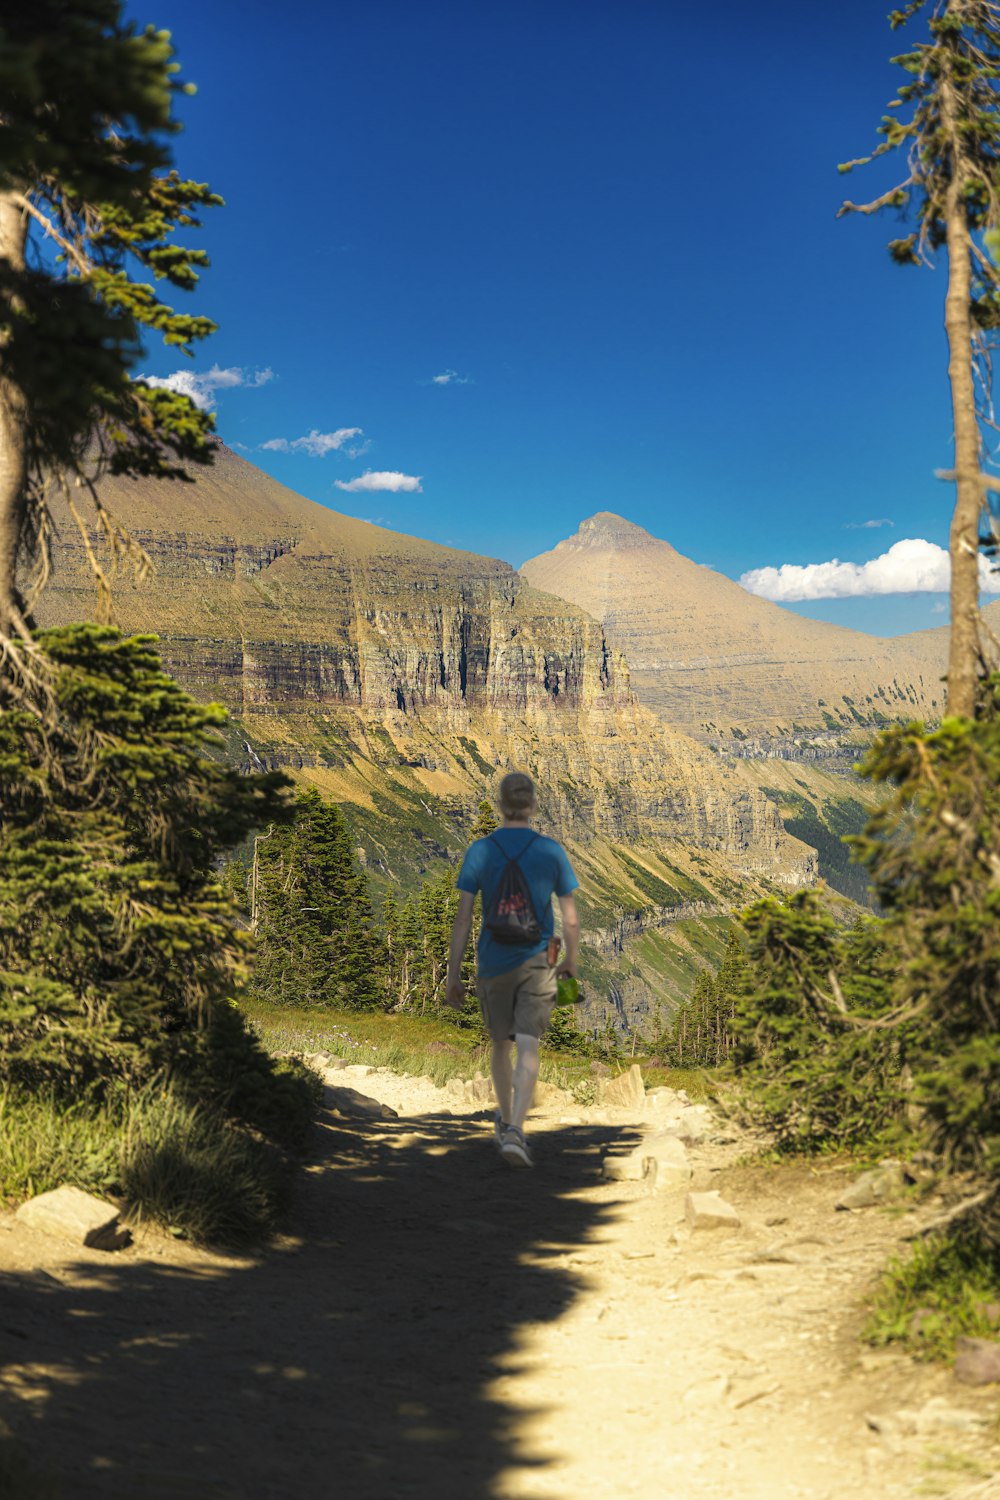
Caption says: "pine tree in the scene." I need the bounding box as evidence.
[0,625,289,1094]
[838,1,1000,714]
[253,789,381,1010]
[470,799,499,839]
[0,2,220,665]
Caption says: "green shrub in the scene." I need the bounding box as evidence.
[732,892,909,1153]
[865,1231,1000,1360]
[734,677,1000,1211]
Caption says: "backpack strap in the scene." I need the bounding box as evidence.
[488,832,540,868]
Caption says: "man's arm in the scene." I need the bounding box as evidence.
[557,892,580,978]
[444,889,475,1008]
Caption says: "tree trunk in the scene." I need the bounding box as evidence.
[0,191,28,639]
[941,64,983,719]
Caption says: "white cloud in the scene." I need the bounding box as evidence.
[260,427,363,457]
[334,470,423,494]
[139,365,274,410]
[740,538,1000,601]
[430,369,473,385]
[931,601,947,614]
[844,518,894,530]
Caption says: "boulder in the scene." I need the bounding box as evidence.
[836,1159,907,1211]
[322,1085,398,1121]
[463,1076,495,1105]
[534,1080,572,1107]
[589,1061,612,1077]
[602,1151,657,1184]
[674,1105,711,1144]
[954,1337,1000,1386]
[685,1190,741,1232]
[598,1064,645,1113]
[642,1133,693,1188]
[304,1051,346,1071]
[16,1185,127,1250]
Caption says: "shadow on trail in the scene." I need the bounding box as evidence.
[0,1107,641,1500]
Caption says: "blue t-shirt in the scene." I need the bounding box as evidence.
[457,827,578,979]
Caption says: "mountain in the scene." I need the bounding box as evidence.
[520,513,948,745]
[36,448,815,1027]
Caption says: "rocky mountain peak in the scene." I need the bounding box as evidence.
[573,512,667,551]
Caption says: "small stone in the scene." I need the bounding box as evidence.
[682,1374,730,1408]
[463,1077,494,1104]
[686,1190,741,1231]
[340,1064,375,1078]
[835,1160,906,1211]
[589,1061,612,1077]
[602,1151,657,1184]
[16,1185,127,1251]
[954,1336,1000,1386]
[598,1065,646,1113]
[322,1085,399,1120]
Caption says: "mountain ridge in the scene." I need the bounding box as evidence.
[520,512,948,742]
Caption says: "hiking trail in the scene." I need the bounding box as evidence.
[1,1062,998,1499]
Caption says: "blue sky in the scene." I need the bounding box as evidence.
[128,0,1000,636]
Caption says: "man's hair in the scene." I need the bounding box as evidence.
[498,771,536,818]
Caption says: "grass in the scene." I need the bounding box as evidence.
[0,1089,121,1205]
[241,998,716,1100]
[0,1081,305,1251]
[864,1230,1000,1362]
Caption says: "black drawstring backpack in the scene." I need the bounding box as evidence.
[483,833,541,945]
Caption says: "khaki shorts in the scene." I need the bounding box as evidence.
[476,952,557,1042]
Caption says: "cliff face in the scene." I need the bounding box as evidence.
[38,448,807,883]
[35,449,817,1022]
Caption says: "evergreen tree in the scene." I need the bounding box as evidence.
[0,1,220,661]
[838,1,1000,714]
[253,789,381,1010]
[0,625,289,1094]
[470,799,499,839]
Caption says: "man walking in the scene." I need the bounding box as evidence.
[445,772,579,1168]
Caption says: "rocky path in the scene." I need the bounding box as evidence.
[1,1064,998,1500]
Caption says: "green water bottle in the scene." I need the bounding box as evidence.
[555,975,581,1007]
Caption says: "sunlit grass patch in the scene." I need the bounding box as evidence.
[864,1230,1000,1362]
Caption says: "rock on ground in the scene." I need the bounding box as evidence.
[954,1337,1000,1386]
[321,1085,399,1121]
[685,1189,741,1231]
[598,1064,645,1113]
[836,1160,907,1211]
[15,1185,127,1251]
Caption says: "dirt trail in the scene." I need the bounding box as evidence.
[1,1066,998,1500]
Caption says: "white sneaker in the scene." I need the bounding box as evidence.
[500,1127,533,1169]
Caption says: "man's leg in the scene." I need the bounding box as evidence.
[509,1033,540,1133]
[490,1037,514,1125]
